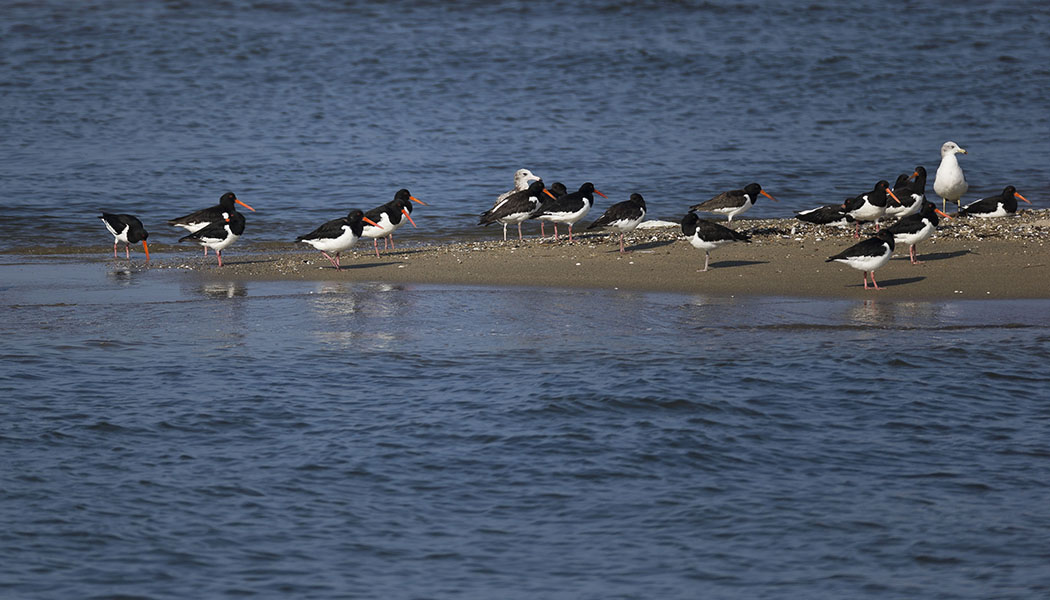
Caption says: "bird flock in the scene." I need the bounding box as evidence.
[99,141,1033,291]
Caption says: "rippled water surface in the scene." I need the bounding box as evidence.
[2,262,1050,598]
[1,0,1049,251]
[3,1,1050,597]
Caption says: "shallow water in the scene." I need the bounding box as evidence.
[2,0,1049,253]
[2,261,1050,598]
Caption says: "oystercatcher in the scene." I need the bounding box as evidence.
[681,212,751,272]
[99,212,150,262]
[885,200,951,264]
[536,182,568,238]
[295,209,379,269]
[795,204,855,228]
[842,180,900,238]
[529,182,606,242]
[689,183,776,223]
[826,229,895,290]
[587,193,647,253]
[957,185,1030,218]
[479,180,556,241]
[361,189,426,257]
[168,192,255,256]
[885,170,923,219]
[934,141,968,213]
[178,210,245,267]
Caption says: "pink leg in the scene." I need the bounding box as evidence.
[113,242,118,258]
[320,251,340,269]
[553,224,559,241]
[541,222,546,238]
[870,271,882,290]
[502,224,508,241]
[204,246,208,256]
[699,251,710,272]
[568,224,574,243]
[517,223,523,241]
[619,233,625,254]
[854,222,860,239]
[216,250,223,267]
[125,244,130,259]
[387,235,395,250]
[910,245,924,265]
[372,238,380,258]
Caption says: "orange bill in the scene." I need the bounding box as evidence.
[409,195,427,206]
[935,208,952,219]
[402,208,417,228]
[594,189,608,199]
[761,190,778,202]
[363,216,379,227]
[886,188,901,205]
[1015,191,1031,204]
[236,198,256,212]
[142,241,150,262]
[543,189,557,199]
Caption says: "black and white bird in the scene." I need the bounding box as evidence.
[825,229,895,290]
[795,204,856,228]
[529,182,606,243]
[536,182,568,238]
[178,210,245,267]
[493,168,541,208]
[689,183,777,223]
[99,212,150,262]
[957,185,1030,218]
[934,141,968,213]
[842,180,900,238]
[587,193,647,253]
[168,192,255,256]
[479,180,556,241]
[361,189,426,257]
[295,209,379,269]
[885,166,928,220]
[681,212,751,272]
[885,200,951,265]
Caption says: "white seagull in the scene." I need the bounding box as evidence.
[933,141,968,213]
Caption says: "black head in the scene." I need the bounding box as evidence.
[681,211,700,234]
[526,180,547,194]
[549,182,568,197]
[743,183,763,196]
[345,209,365,221]
[629,193,646,209]
[228,209,246,235]
[218,192,238,208]
[578,182,595,194]
[875,229,895,244]
[873,180,891,192]
[393,189,412,204]
[892,173,910,190]
[1001,185,1017,197]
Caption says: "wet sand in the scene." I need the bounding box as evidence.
[17,210,1050,300]
[143,210,1050,300]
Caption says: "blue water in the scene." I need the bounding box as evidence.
[3,1,1050,597]
[1,0,1049,252]
[2,262,1050,598]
